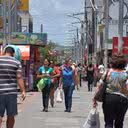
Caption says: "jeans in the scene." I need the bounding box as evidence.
[103,93,128,128]
[63,85,74,111]
[42,84,50,109]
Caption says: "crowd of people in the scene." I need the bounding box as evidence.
[0,45,128,128]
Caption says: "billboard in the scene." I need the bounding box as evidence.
[29,33,47,45]
[0,32,47,45]
[18,0,29,11]
[10,32,28,44]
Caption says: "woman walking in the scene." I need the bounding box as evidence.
[37,59,53,112]
[49,62,61,107]
[59,59,77,112]
[93,54,128,128]
[86,63,94,91]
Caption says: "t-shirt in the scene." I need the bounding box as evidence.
[61,66,74,86]
[0,56,22,95]
[38,66,53,85]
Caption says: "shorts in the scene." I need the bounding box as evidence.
[0,94,17,117]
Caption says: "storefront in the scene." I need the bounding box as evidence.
[0,32,47,91]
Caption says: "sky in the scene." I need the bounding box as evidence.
[30,0,84,45]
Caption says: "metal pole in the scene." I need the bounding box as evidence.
[41,24,43,33]
[3,0,6,46]
[104,0,109,69]
[8,0,11,44]
[76,27,79,63]
[94,9,97,64]
[92,0,95,55]
[118,0,124,53]
[84,0,88,64]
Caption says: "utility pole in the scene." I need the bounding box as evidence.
[92,0,95,55]
[41,24,43,33]
[104,0,109,69]
[84,0,88,64]
[8,0,12,44]
[118,0,124,53]
[76,27,79,63]
[3,0,7,46]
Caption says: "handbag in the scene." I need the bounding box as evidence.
[94,70,109,102]
[83,108,100,128]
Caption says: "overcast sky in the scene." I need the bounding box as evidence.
[30,0,84,45]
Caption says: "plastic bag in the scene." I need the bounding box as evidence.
[56,88,63,103]
[83,108,100,128]
[36,78,46,91]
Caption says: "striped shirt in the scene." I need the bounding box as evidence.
[0,56,22,95]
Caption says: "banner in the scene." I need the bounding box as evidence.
[112,37,128,55]
[122,37,128,55]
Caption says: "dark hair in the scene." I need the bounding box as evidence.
[4,47,15,56]
[111,54,127,70]
[88,63,93,68]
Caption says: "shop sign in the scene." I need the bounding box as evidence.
[10,32,28,44]
[17,45,30,60]
[29,33,47,45]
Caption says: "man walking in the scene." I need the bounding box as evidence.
[0,47,26,128]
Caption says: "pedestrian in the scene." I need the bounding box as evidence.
[86,63,94,91]
[93,54,128,128]
[97,63,105,80]
[0,46,26,128]
[49,62,61,107]
[59,59,78,112]
[37,59,53,112]
[77,63,82,87]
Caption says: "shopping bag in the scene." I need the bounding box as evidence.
[83,108,100,128]
[36,78,46,91]
[56,88,63,103]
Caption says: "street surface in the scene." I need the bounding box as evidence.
[3,82,128,128]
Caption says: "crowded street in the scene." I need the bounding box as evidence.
[0,0,128,128]
[2,81,128,128]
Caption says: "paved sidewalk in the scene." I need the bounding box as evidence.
[2,82,128,128]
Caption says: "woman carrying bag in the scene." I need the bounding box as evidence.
[93,54,128,128]
[37,59,53,112]
[59,59,78,113]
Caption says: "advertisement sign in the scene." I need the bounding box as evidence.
[0,32,47,45]
[29,33,47,45]
[10,32,28,44]
[113,37,128,55]
[18,0,29,11]
[17,45,30,60]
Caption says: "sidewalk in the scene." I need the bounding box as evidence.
[2,82,128,128]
